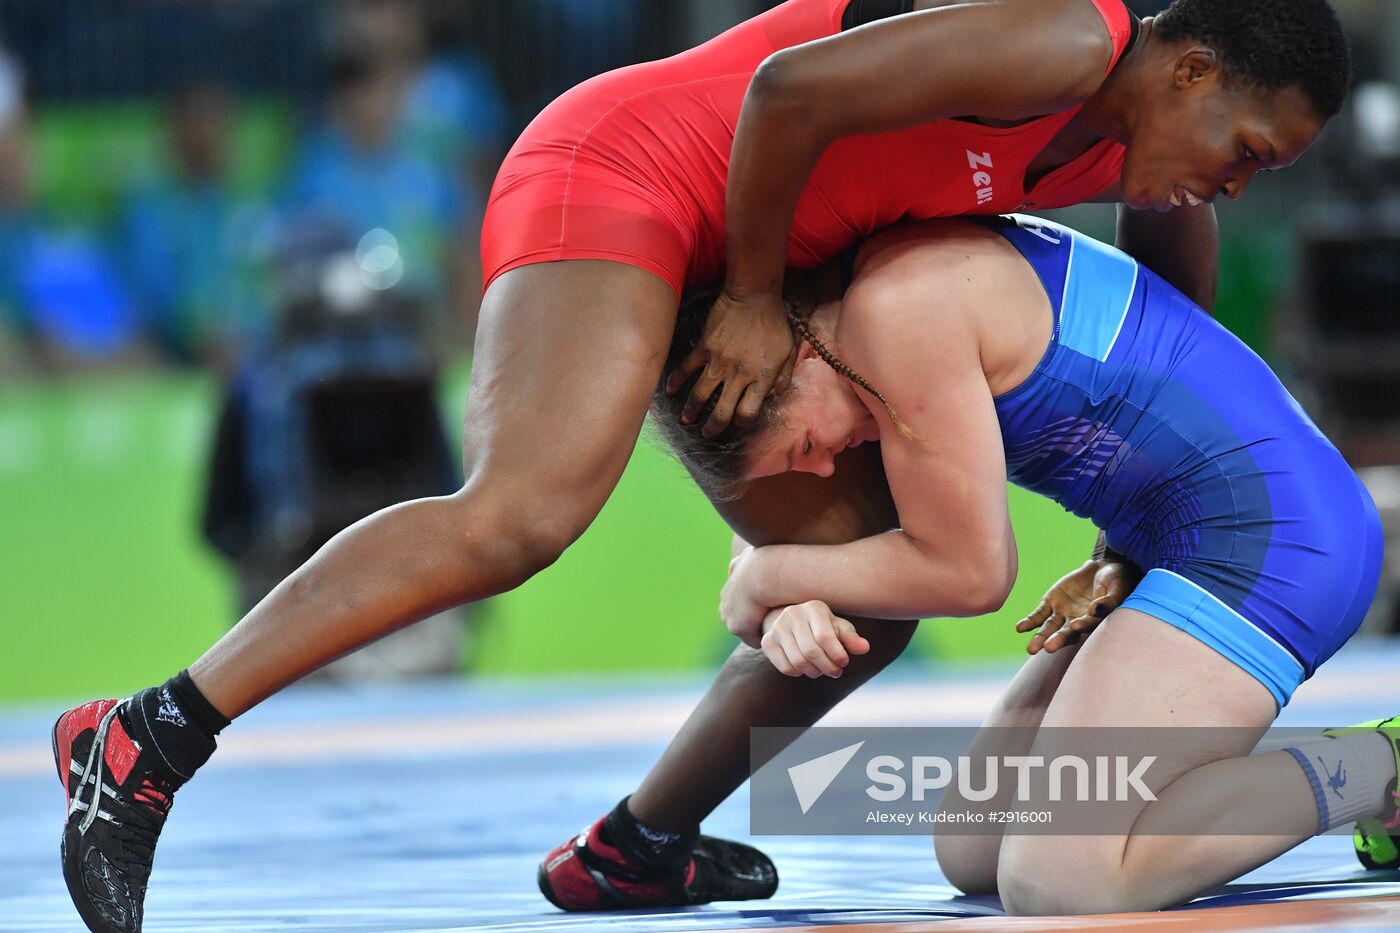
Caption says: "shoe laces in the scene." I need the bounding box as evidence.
[108,802,167,881]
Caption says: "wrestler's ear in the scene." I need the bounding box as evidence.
[794,338,817,362]
[1174,47,1218,90]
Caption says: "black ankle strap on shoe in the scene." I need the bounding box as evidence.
[604,797,699,878]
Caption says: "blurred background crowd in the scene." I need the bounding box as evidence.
[2,0,1398,701]
[0,0,682,374]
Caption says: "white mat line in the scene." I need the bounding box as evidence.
[2,666,1391,779]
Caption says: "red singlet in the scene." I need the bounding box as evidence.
[481,0,1133,298]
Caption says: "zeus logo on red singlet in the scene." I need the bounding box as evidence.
[967,150,994,206]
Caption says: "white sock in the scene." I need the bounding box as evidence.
[1284,733,1395,832]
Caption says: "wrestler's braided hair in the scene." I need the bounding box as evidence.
[651,286,917,500]
[784,301,917,441]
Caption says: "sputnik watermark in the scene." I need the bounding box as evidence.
[864,753,1156,802]
[751,726,1325,836]
[786,745,1154,828]
[787,742,1157,809]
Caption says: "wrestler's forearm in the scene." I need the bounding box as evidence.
[1091,528,1130,564]
[1115,203,1219,312]
[750,530,1015,621]
[723,67,831,298]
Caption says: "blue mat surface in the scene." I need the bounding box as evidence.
[6,642,1400,932]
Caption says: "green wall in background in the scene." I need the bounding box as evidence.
[0,369,1094,705]
[1,377,233,702]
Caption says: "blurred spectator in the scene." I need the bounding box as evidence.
[118,81,273,370]
[0,54,145,373]
[280,43,470,343]
[314,0,509,343]
[0,62,26,367]
[338,0,510,183]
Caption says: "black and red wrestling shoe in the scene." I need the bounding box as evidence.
[538,814,778,911]
[52,699,182,933]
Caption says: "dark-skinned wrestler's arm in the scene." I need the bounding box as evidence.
[1116,201,1219,312]
[673,0,1114,436]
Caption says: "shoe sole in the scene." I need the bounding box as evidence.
[691,835,779,903]
[537,862,567,910]
[62,821,138,933]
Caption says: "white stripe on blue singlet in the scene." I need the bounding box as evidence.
[1058,231,1139,363]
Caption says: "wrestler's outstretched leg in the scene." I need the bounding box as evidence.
[539,443,921,911]
[53,259,679,933]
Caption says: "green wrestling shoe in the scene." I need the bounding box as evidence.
[1325,718,1400,870]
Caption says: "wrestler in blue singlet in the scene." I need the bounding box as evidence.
[988,214,1383,709]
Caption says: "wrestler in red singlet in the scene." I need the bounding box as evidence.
[482,0,1132,297]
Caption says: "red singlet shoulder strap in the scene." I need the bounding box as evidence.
[1085,0,1136,75]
